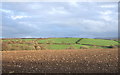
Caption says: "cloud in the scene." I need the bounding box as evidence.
[100,4,117,8]
[18,21,39,29]
[68,0,79,7]
[69,1,78,7]
[10,15,31,20]
[99,10,112,15]
[0,9,11,13]
[1,2,118,38]
[100,15,113,21]
[80,19,109,32]
[29,3,42,9]
[48,7,70,15]
[99,10,116,21]
[0,8,31,20]
[0,9,13,15]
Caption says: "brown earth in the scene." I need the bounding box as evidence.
[2,49,118,73]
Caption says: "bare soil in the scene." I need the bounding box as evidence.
[2,49,118,73]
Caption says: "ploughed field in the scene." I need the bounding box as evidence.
[2,49,118,73]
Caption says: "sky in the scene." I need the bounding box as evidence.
[0,2,118,38]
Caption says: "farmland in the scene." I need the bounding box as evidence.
[1,38,119,73]
[1,38,119,51]
[2,49,118,73]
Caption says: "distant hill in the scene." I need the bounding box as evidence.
[94,37,118,40]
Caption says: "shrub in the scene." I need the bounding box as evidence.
[107,45,118,48]
[34,44,47,50]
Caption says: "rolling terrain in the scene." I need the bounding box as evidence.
[1,38,119,73]
[2,38,119,51]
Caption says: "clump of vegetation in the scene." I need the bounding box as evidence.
[35,45,48,50]
[80,46,89,49]
[107,45,118,48]
[33,41,47,50]
[66,46,76,49]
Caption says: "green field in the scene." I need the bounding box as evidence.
[3,39,36,41]
[78,38,118,46]
[2,38,119,51]
[38,38,80,44]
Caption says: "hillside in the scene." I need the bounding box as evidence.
[2,38,119,51]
